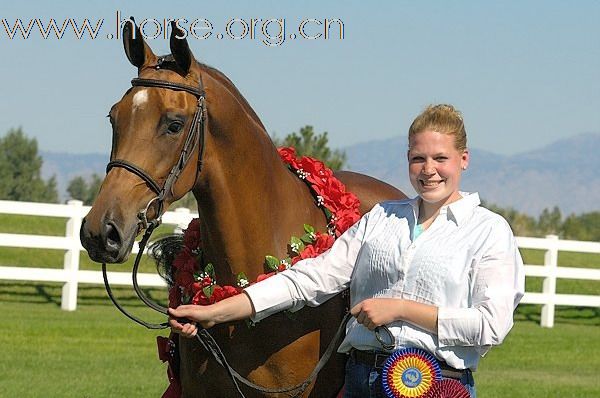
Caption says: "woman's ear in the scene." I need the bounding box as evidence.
[461,149,470,170]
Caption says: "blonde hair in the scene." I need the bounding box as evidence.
[408,104,467,151]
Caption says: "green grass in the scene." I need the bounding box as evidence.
[0,282,169,398]
[1,214,599,397]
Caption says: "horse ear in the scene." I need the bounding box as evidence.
[122,17,154,68]
[169,21,192,75]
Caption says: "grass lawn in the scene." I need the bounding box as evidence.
[0,283,169,397]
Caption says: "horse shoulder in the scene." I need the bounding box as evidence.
[334,170,407,215]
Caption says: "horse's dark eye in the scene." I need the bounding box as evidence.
[167,121,184,134]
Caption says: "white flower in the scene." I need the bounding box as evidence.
[238,278,249,288]
[279,259,291,269]
[316,195,325,206]
[291,242,301,253]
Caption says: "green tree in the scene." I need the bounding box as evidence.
[537,206,562,236]
[562,212,600,241]
[67,173,102,205]
[0,128,58,203]
[272,125,347,170]
[482,200,537,236]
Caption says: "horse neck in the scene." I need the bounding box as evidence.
[193,68,325,284]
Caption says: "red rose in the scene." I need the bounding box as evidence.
[333,211,361,236]
[192,289,210,305]
[277,147,299,169]
[183,218,201,249]
[173,251,198,273]
[337,192,360,210]
[298,244,318,260]
[176,270,195,292]
[313,232,335,254]
[200,276,213,288]
[168,286,181,308]
[191,282,202,294]
[256,272,276,282]
[299,157,332,185]
[291,255,302,265]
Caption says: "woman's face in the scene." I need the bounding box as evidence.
[408,130,469,209]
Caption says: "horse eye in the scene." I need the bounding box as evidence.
[167,121,184,134]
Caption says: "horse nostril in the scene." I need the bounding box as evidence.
[105,221,123,251]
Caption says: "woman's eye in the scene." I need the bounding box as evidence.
[167,121,184,134]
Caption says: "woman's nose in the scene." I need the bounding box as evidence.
[422,161,436,175]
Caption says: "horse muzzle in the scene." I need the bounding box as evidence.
[80,216,134,263]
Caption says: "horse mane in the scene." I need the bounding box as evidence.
[195,61,268,133]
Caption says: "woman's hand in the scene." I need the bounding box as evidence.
[350,298,404,330]
[351,298,439,333]
[168,292,256,338]
[168,305,216,338]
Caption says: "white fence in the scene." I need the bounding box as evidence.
[1,200,599,328]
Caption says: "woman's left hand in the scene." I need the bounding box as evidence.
[350,298,404,330]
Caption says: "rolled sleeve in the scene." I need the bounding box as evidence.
[245,274,298,322]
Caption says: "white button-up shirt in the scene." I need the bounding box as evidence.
[244,192,525,370]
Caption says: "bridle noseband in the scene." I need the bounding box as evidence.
[102,77,206,329]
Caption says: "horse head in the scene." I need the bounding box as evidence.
[81,20,207,263]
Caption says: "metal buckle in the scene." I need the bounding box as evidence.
[137,196,161,230]
[375,325,395,350]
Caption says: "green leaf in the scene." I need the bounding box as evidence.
[303,224,315,234]
[203,285,215,298]
[236,272,249,287]
[323,208,332,220]
[204,263,215,279]
[300,233,315,244]
[265,255,279,271]
[290,236,305,254]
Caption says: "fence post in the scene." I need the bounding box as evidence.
[61,200,83,311]
[540,234,559,327]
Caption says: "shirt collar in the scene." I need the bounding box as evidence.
[412,192,481,226]
[447,192,480,225]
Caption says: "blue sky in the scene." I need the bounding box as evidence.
[0,1,598,155]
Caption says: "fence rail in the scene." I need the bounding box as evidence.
[1,200,599,328]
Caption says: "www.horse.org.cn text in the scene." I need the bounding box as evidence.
[1,11,345,47]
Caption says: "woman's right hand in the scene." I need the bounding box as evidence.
[168,305,216,338]
[168,292,255,338]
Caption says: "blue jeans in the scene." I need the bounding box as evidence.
[343,354,476,398]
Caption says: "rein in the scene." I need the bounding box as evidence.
[101,76,350,397]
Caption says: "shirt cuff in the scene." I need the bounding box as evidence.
[244,274,295,322]
[437,306,480,347]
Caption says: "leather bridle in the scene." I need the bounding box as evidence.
[102,77,206,329]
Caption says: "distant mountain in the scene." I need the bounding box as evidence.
[344,132,600,216]
[41,133,600,216]
[41,151,108,201]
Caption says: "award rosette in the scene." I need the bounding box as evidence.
[381,348,442,398]
[424,378,471,398]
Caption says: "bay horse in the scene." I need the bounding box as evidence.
[80,20,406,397]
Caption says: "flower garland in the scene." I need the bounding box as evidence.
[168,147,361,308]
